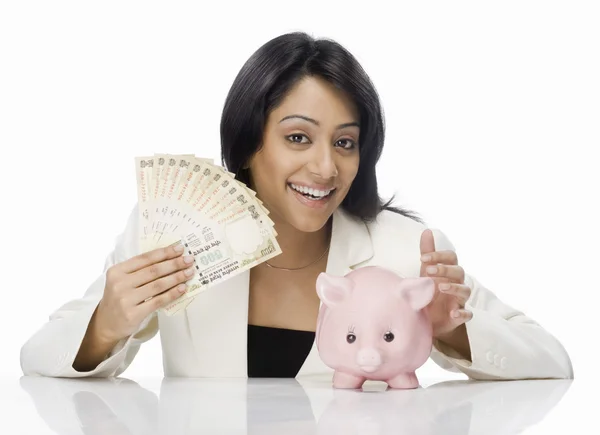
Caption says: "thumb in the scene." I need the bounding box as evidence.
[420,228,436,255]
[420,229,436,277]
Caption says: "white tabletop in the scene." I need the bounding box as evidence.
[2,374,585,434]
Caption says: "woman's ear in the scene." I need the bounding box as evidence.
[242,153,253,169]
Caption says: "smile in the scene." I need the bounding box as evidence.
[288,183,335,199]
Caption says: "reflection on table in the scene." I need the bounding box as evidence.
[19,374,572,435]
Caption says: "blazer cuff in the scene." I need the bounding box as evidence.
[22,300,153,378]
[433,302,518,379]
[430,303,572,380]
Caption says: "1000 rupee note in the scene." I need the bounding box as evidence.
[195,170,233,217]
[160,208,281,315]
[186,165,224,213]
[181,160,215,205]
[174,159,211,204]
[159,158,214,238]
[149,156,167,235]
[151,154,194,238]
[145,189,277,315]
[145,157,215,251]
[135,156,155,253]
[135,153,281,315]
[211,186,276,233]
[195,165,275,226]
[156,156,211,222]
[162,180,276,253]
[200,169,272,222]
[153,155,194,242]
[204,174,263,218]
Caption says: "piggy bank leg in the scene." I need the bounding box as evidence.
[332,371,366,389]
[386,372,419,389]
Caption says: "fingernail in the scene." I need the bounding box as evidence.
[452,310,461,318]
[426,266,437,275]
[178,284,187,293]
[439,283,450,291]
[184,255,194,264]
[174,244,185,252]
[421,255,431,262]
[184,266,195,276]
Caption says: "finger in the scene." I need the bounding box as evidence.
[128,252,196,289]
[424,264,465,283]
[450,309,473,325]
[420,250,458,266]
[438,283,471,306]
[120,242,186,274]
[136,282,188,315]
[134,262,196,303]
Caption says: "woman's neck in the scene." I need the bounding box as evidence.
[265,217,332,270]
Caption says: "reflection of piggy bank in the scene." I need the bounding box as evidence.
[316,387,438,435]
[315,266,435,389]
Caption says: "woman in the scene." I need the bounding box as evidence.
[20,32,573,380]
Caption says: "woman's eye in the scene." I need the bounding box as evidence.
[336,138,356,149]
[286,134,309,144]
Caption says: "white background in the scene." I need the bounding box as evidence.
[1,0,598,432]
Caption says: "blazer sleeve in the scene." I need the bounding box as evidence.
[427,229,574,380]
[20,204,159,378]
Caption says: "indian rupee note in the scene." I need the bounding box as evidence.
[134,156,154,252]
[149,156,167,236]
[153,155,197,247]
[160,209,281,315]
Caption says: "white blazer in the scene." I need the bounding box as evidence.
[20,205,574,380]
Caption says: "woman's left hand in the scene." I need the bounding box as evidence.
[419,229,473,339]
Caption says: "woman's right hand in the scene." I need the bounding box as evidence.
[95,243,196,343]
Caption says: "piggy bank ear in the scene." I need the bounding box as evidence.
[316,273,353,308]
[395,277,436,311]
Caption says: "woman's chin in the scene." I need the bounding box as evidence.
[287,214,333,233]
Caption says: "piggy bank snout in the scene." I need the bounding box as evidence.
[356,348,382,372]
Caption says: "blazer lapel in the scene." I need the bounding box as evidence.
[328,208,374,274]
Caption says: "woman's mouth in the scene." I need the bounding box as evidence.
[287,183,335,208]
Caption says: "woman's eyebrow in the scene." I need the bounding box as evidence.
[279,114,359,129]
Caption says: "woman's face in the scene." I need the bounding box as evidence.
[248,76,360,233]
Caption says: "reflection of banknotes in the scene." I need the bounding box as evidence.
[134,154,282,316]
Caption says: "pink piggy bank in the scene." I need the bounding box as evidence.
[315,266,436,389]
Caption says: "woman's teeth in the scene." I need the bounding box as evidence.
[289,183,334,199]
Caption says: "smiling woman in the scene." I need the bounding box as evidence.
[250,78,362,232]
[20,31,574,382]
[217,36,426,376]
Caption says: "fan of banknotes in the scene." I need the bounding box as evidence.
[134,154,282,316]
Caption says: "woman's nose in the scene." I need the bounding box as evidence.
[308,145,338,179]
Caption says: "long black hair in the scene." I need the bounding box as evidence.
[220,31,423,224]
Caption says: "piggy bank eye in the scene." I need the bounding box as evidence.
[383,332,395,342]
[346,333,356,344]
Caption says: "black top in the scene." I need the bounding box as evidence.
[247,324,315,378]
